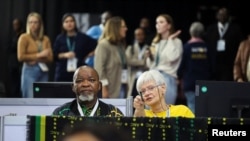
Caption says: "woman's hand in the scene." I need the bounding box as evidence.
[145,47,154,61]
[169,30,181,39]
[133,95,144,110]
[37,48,50,59]
[133,95,146,117]
[64,51,76,59]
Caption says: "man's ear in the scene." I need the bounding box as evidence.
[97,81,102,98]
[99,81,102,91]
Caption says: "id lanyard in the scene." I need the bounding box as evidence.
[118,45,126,68]
[218,23,228,39]
[66,37,75,51]
[77,100,99,116]
[37,41,42,52]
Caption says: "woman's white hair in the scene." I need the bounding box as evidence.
[136,69,166,93]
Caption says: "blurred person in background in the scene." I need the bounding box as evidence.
[204,7,243,81]
[146,14,183,104]
[18,12,53,98]
[139,17,154,45]
[94,16,128,98]
[234,34,250,82]
[85,11,112,67]
[177,21,212,114]
[7,18,24,97]
[125,27,149,99]
[86,11,112,40]
[53,13,96,82]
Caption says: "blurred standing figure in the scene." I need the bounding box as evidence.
[18,12,53,98]
[139,17,154,45]
[146,14,183,104]
[177,22,212,114]
[86,11,112,40]
[126,27,149,98]
[7,18,24,97]
[85,11,112,67]
[94,16,128,98]
[234,34,250,82]
[53,13,96,81]
[204,7,243,81]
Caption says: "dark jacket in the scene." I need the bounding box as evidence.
[178,41,212,91]
[204,22,243,81]
[53,32,97,81]
[52,99,124,117]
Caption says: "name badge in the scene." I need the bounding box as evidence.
[67,58,78,72]
[217,39,225,52]
[121,69,128,84]
[38,62,49,72]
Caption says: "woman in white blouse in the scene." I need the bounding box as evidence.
[146,14,183,104]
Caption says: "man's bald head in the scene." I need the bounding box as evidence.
[73,66,99,82]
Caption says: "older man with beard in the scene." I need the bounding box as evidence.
[52,66,124,117]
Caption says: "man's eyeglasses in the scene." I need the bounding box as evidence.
[139,85,160,95]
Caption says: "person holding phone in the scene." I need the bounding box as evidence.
[133,69,194,118]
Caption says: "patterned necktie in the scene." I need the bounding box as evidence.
[82,106,92,117]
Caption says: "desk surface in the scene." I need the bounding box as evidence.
[0,98,133,116]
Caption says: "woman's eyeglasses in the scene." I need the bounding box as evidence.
[139,85,160,95]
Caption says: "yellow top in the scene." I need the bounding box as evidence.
[145,104,195,118]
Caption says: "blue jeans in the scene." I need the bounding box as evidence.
[184,91,195,114]
[21,63,48,98]
[159,71,177,104]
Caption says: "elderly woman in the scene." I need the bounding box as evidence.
[133,69,194,118]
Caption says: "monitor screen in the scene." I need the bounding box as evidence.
[195,80,250,118]
[33,82,75,98]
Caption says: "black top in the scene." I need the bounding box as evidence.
[53,32,97,81]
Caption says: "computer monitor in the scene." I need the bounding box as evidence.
[33,82,75,98]
[195,80,250,118]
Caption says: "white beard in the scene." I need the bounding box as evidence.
[78,94,94,102]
